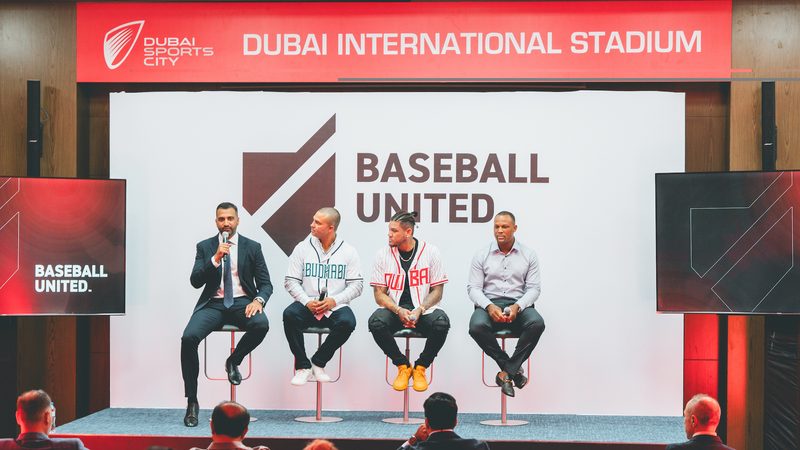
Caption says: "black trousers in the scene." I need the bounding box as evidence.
[468,297,545,375]
[180,297,269,398]
[282,301,357,370]
[368,307,450,368]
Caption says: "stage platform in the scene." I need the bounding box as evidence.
[53,408,684,450]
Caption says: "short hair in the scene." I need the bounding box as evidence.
[317,207,341,230]
[216,202,239,215]
[17,390,52,425]
[686,394,721,427]
[210,401,250,438]
[390,210,418,232]
[495,211,516,223]
[423,392,458,430]
[303,439,338,450]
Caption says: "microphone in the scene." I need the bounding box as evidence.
[503,306,512,317]
[222,231,229,262]
[318,287,327,302]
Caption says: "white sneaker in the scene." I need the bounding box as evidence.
[312,364,331,383]
[291,368,314,386]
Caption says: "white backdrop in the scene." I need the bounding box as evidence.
[110,91,684,415]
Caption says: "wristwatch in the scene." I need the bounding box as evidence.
[255,297,266,306]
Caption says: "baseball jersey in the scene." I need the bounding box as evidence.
[370,239,447,314]
[285,235,363,312]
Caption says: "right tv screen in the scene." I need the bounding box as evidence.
[657,170,799,314]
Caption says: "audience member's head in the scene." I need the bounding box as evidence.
[16,390,54,434]
[302,439,338,450]
[682,394,722,439]
[210,401,251,441]
[423,392,458,431]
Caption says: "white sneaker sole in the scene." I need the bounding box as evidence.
[290,373,316,386]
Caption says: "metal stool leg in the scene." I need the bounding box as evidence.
[230,330,258,422]
[229,331,236,403]
[481,337,528,426]
[295,332,343,423]
[383,336,424,425]
[203,329,256,422]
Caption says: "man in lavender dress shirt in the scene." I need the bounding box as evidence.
[467,211,545,397]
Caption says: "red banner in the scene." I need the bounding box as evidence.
[77,1,732,82]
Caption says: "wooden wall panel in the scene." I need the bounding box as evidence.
[0,318,18,437]
[726,316,765,450]
[87,89,111,178]
[732,1,800,79]
[685,84,729,172]
[776,81,800,170]
[730,2,800,448]
[0,2,77,177]
[729,81,761,172]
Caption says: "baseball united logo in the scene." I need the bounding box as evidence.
[104,20,145,70]
[242,115,336,256]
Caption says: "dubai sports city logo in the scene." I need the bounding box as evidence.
[104,20,145,70]
[242,115,337,256]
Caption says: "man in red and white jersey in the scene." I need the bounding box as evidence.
[369,211,450,392]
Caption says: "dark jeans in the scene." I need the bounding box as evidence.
[368,307,450,368]
[180,297,269,398]
[282,301,357,369]
[468,297,545,375]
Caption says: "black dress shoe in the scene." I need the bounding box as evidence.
[495,372,515,397]
[512,371,528,389]
[226,359,242,385]
[184,401,199,427]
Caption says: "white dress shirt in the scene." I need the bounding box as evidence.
[211,233,247,299]
[467,239,541,310]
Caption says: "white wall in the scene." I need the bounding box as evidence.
[110,91,684,415]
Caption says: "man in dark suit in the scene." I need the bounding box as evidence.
[0,390,88,450]
[181,202,272,427]
[666,394,735,450]
[398,392,489,450]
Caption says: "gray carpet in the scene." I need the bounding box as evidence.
[54,408,684,443]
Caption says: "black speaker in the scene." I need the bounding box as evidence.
[762,81,777,171]
[27,80,42,177]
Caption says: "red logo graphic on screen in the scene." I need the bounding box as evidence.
[0,178,21,291]
[104,20,145,70]
[242,115,336,256]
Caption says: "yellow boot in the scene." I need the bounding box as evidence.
[412,365,429,392]
[392,364,413,391]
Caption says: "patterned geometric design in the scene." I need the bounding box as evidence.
[242,115,336,256]
[0,177,20,291]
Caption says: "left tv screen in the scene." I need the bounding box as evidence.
[0,177,125,315]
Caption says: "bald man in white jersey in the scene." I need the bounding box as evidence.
[283,207,363,385]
